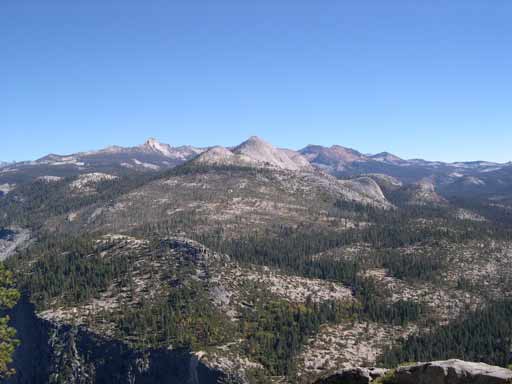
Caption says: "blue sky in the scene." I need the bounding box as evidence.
[1,1,511,162]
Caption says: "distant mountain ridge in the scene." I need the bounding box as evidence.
[9,136,509,175]
[36,138,205,167]
[1,136,511,201]
[299,144,505,175]
[299,143,512,199]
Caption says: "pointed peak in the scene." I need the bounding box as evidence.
[238,135,271,147]
[234,136,276,153]
[144,137,162,146]
[140,138,174,156]
[247,135,265,143]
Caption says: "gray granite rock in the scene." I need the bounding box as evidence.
[393,359,512,384]
[314,367,388,383]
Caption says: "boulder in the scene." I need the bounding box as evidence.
[392,359,512,384]
[314,367,388,384]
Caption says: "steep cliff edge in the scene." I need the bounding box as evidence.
[2,297,226,384]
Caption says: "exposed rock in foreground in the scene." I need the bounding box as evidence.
[314,360,512,384]
[314,367,388,383]
[392,360,512,384]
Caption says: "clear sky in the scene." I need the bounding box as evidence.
[1,1,511,163]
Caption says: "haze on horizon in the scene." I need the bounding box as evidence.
[1,1,511,163]
[4,136,511,166]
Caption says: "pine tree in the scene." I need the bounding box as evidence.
[0,262,20,377]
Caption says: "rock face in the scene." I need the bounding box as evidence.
[69,172,118,192]
[400,179,447,206]
[5,297,226,384]
[139,138,204,160]
[315,360,512,384]
[365,173,403,192]
[0,227,30,261]
[392,360,512,384]
[343,177,388,202]
[313,367,388,384]
[140,137,175,157]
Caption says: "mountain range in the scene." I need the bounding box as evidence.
[1,136,511,201]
